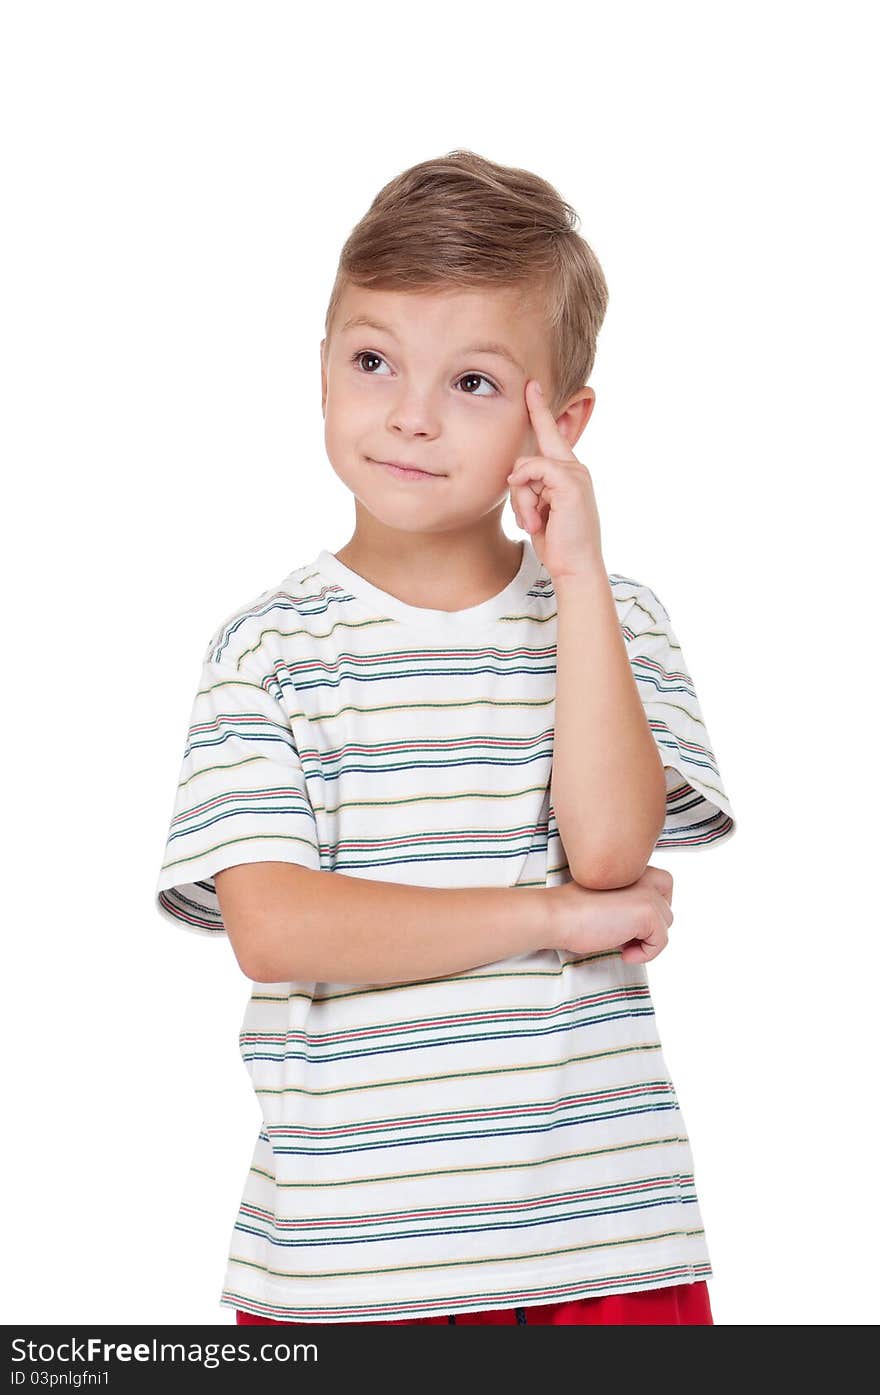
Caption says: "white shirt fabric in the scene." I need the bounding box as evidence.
[155,537,736,1322]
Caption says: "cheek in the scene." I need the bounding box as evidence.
[455,401,519,442]
[323,396,370,447]
[322,417,358,475]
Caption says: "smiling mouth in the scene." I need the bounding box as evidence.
[368,457,444,480]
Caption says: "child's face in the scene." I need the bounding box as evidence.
[320,283,591,538]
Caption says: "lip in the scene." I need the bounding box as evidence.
[368,457,443,481]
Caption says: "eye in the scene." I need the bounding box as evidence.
[455,372,498,397]
[350,350,499,397]
[351,350,391,376]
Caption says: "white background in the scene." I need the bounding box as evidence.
[3,0,877,1326]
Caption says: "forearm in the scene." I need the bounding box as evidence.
[257,866,555,985]
[552,565,667,886]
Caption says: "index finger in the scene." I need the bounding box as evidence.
[525,379,575,460]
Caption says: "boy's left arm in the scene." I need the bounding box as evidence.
[551,565,667,888]
[507,379,667,890]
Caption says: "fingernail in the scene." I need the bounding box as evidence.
[534,382,543,397]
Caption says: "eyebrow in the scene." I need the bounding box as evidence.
[340,315,525,374]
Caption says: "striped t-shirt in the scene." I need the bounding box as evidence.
[154,536,736,1323]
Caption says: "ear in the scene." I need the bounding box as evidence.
[557,387,595,451]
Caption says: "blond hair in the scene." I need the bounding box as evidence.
[324,149,609,415]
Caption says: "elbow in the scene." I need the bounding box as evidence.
[559,775,667,892]
[574,788,668,888]
[241,946,294,984]
[230,936,273,983]
[240,949,274,983]
[569,858,648,891]
[215,862,315,983]
[237,924,292,982]
[569,836,661,890]
[225,922,283,983]
[236,925,311,984]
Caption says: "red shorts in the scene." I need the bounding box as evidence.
[236,1279,712,1326]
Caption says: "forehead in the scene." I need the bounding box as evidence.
[335,282,547,358]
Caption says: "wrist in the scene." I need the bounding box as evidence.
[552,561,609,601]
[533,884,564,952]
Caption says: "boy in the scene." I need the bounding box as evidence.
[155,150,736,1326]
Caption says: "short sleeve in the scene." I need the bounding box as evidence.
[154,657,321,936]
[624,585,736,851]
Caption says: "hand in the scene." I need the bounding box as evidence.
[507,379,604,580]
[549,864,674,965]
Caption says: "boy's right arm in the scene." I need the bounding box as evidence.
[214,863,557,984]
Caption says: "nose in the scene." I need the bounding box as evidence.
[385,387,441,439]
